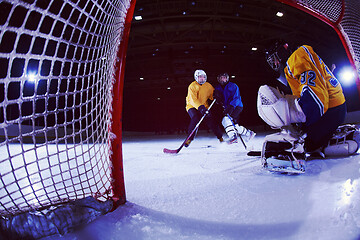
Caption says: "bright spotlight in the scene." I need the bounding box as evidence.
[338,66,356,86]
[27,72,37,82]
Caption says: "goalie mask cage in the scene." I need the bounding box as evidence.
[0,0,136,218]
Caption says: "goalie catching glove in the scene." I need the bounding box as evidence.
[257,85,306,128]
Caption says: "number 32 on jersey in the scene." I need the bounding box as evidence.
[300,70,339,88]
[300,71,316,86]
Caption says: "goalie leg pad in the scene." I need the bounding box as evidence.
[257,85,306,128]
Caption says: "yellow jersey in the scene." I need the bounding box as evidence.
[284,45,345,124]
[186,81,214,111]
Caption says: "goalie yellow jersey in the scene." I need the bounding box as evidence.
[284,45,345,121]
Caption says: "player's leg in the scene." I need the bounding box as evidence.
[304,102,346,152]
[204,112,224,142]
[304,102,359,156]
[257,85,306,160]
[221,116,238,143]
[186,108,201,146]
[231,106,256,142]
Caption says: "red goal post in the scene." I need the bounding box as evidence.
[277,0,360,94]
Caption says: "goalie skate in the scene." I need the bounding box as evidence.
[261,131,306,174]
[264,152,306,174]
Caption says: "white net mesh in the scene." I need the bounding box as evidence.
[0,0,131,216]
[342,0,360,74]
[295,0,360,77]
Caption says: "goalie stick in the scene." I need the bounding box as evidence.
[163,99,217,154]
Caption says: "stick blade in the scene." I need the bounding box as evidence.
[163,148,180,154]
[247,151,261,156]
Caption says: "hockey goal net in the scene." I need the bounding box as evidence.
[0,0,135,221]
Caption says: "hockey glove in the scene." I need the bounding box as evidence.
[198,105,208,115]
[223,105,234,116]
[213,90,223,105]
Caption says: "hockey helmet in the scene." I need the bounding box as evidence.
[217,73,229,85]
[194,69,207,84]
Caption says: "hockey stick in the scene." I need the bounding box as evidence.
[247,150,261,156]
[225,114,247,150]
[163,99,217,154]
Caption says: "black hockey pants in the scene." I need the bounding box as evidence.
[187,107,223,140]
[228,106,243,123]
[304,102,346,152]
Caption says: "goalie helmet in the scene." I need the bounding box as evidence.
[194,69,207,85]
[265,41,293,86]
[266,41,292,72]
[217,73,229,86]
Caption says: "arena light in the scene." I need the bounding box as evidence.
[27,72,37,82]
[338,66,356,86]
[276,11,284,17]
[134,15,142,20]
[251,47,257,51]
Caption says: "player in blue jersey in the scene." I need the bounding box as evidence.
[214,73,255,144]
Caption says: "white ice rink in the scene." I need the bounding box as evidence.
[43,131,360,240]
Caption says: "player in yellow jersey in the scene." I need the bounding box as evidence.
[184,70,224,147]
[257,42,359,162]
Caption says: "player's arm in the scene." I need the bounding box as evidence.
[208,84,215,101]
[230,84,240,106]
[295,70,325,126]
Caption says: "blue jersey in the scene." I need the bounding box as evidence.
[215,82,243,108]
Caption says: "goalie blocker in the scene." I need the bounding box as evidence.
[257,85,359,163]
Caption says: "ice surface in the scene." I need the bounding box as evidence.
[43,131,360,240]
